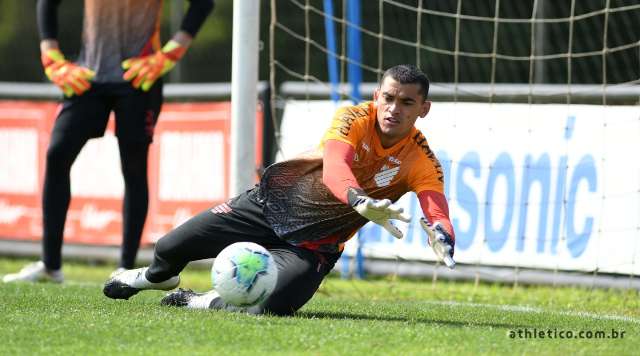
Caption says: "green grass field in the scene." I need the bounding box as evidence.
[1,258,638,355]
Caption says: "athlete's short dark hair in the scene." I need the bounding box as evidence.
[380,64,430,101]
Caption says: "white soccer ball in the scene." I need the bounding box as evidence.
[211,242,278,307]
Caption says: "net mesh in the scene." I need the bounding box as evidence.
[269,0,640,290]
[270,0,640,100]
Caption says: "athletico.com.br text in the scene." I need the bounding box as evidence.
[508,328,625,339]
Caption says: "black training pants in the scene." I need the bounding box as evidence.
[43,82,162,270]
[147,188,341,316]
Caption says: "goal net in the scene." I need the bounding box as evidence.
[268,0,640,286]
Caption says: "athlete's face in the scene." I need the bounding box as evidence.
[374,76,431,148]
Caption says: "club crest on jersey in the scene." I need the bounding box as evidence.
[388,155,401,165]
[374,164,400,187]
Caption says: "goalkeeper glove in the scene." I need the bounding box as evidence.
[347,188,411,239]
[122,40,187,91]
[420,218,455,269]
[41,49,95,97]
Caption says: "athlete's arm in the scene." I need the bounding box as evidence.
[417,190,454,240]
[418,190,455,265]
[36,0,60,41]
[418,189,455,258]
[165,0,215,49]
[37,0,61,51]
[122,0,215,91]
[181,0,215,38]
[36,0,214,48]
[168,0,216,49]
[37,0,95,97]
[323,139,410,239]
[322,139,361,204]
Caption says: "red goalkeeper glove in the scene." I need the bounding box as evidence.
[122,40,187,91]
[41,49,95,97]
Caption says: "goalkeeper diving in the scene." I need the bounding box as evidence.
[103,64,456,315]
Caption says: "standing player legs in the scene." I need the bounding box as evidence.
[113,82,162,269]
[117,139,150,269]
[41,91,112,271]
[42,130,90,270]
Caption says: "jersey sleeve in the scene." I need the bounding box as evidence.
[322,140,360,204]
[37,0,61,40]
[321,103,371,149]
[407,153,445,194]
[417,190,455,239]
[181,0,215,37]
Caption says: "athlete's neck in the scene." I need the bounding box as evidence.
[375,122,406,149]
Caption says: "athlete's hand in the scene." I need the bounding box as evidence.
[41,49,95,97]
[122,40,187,91]
[420,218,455,268]
[348,188,411,239]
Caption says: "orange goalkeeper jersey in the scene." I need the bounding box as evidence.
[260,101,444,252]
[321,101,444,198]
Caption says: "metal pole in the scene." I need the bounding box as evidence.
[230,0,260,196]
[534,0,546,84]
[170,0,184,83]
[323,0,339,102]
[346,0,362,102]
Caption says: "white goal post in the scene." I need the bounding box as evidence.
[230,0,261,197]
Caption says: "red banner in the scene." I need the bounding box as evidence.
[0,100,263,246]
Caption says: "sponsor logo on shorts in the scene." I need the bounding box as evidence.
[210,202,232,214]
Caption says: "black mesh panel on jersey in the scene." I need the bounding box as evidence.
[259,158,368,248]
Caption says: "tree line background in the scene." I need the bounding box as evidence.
[0,0,638,85]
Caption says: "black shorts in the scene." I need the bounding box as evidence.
[52,81,162,143]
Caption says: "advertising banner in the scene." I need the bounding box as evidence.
[0,101,263,246]
[0,102,57,239]
[279,100,639,275]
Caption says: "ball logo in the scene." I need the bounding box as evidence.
[232,249,271,291]
[212,242,278,307]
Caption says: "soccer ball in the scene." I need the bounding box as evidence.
[211,242,278,307]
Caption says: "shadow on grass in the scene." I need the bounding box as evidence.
[295,310,532,329]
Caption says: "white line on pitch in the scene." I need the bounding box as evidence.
[424,300,640,324]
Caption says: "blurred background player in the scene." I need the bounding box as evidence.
[2,0,215,283]
[103,64,455,316]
